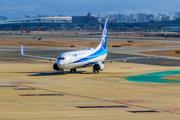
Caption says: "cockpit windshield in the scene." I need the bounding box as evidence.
[58,58,65,60]
[58,55,70,61]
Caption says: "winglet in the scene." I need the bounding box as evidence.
[159,46,164,56]
[21,45,24,55]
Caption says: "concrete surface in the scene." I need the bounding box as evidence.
[1,62,180,120]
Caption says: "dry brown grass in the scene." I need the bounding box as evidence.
[141,50,180,57]
[0,36,177,48]
[163,75,180,81]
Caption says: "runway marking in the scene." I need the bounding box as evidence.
[16,84,180,114]
[119,67,132,69]
[128,110,159,113]
[76,105,129,108]
[14,88,37,90]
[19,94,64,96]
[13,82,36,84]
[161,62,180,65]
[3,99,37,108]
[165,108,180,112]
[161,62,174,64]
[0,85,18,87]
[116,100,151,103]
[145,60,156,63]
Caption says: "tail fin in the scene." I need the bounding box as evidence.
[97,19,108,50]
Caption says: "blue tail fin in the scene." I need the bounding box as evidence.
[97,19,108,50]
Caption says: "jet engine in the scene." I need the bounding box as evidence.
[93,62,105,71]
[53,63,60,71]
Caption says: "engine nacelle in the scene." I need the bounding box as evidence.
[93,62,105,71]
[53,63,60,71]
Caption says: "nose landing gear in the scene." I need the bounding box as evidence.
[62,68,77,75]
[62,69,66,75]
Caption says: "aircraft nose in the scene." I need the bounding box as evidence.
[57,59,63,65]
[57,59,65,68]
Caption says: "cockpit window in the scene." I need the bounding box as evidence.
[58,58,65,60]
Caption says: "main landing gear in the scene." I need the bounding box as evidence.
[93,71,99,74]
[70,68,77,73]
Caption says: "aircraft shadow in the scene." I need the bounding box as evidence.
[68,71,125,75]
[28,71,86,76]
[0,72,37,74]
[0,71,130,76]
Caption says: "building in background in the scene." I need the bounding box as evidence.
[72,13,98,24]
[158,13,166,17]
[118,13,129,22]
[175,12,180,20]
[0,17,72,23]
[1,11,180,31]
[109,14,118,20]
[129,14,138,22]
[157,13,167,21]
[161,16,173,21]
[161,16,168,21]
[146,14,155,22]
[0,16,8,20]
[97,14,102,19]
[24,15,31,18]
[37,14,49,17]
[137,13,147,22]
[167,16,173,21]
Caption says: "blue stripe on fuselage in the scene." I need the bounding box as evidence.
[72,48,107,64]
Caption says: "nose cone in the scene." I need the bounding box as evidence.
[57,59,65,69]
[57,53,71,69]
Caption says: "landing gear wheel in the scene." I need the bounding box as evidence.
[74,68,77,73]
[93,71,96,73]
[62,71,66,75]
[97,71,99,73]
[70,69,73,73]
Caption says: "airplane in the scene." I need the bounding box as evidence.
[21,19,164,75]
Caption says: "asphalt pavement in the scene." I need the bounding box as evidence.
[1,47,180,66]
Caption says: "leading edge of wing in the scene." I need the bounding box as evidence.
[21,45,57,61]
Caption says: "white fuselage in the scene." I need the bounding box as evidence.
[57,48,107,70]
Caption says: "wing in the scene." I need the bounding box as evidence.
[102,55,157,62]
[21,45,57,61]
[86,46,164,64]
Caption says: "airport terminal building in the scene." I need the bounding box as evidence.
[72,13,98,24]
[1,13,180,32]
